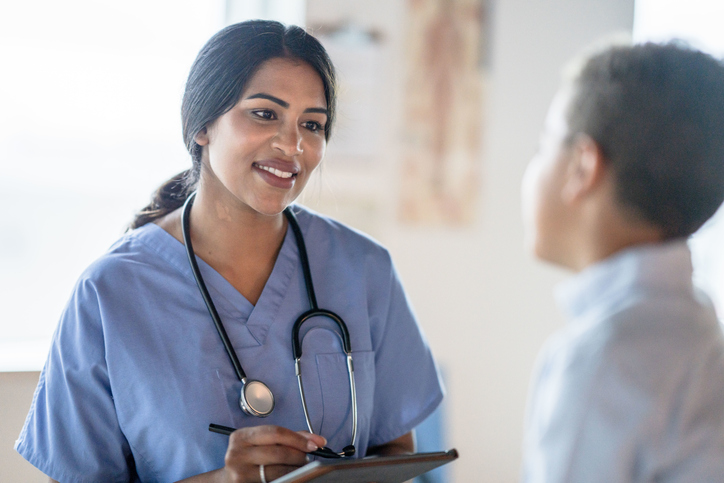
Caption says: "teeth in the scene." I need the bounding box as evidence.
[257,165,294,179]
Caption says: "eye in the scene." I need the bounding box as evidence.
[303,121,324,133]
[251,109,276,120]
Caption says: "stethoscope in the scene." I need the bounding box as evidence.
[182,192,357,458]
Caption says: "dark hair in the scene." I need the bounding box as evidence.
[130,20,337,229]
[566,42,724,239]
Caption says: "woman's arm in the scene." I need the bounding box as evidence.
[366,432,417,483]
[365,431,415,457]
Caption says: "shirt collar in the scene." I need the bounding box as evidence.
[554,240,693,320]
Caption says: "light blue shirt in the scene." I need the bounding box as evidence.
[16,206,444,483]
[523,241,724,483]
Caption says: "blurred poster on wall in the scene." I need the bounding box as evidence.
[399,0,489,226]
[299,16,390,239]
[316,24,384,162]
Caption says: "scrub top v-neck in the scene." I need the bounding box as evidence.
[16,205,444,483]
[172,212,300,348]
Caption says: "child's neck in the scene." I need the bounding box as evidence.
[568,205,664,272]
[575,228,663,271]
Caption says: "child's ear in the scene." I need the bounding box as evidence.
[561,134,606,203]
[194,127,210,146]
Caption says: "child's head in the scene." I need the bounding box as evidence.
[523,42,724,270]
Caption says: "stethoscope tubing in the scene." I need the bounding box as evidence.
[285,206,319,310]
[182,192,248,383]
[285,208,358,451]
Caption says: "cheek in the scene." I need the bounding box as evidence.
[206,131,257,176]
[521,156,559,257]
[316,141,326,164]
[521,159,544,235]
[302,138,327,172]
[206,143,244,182]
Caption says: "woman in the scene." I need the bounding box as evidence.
[16,20,443,482]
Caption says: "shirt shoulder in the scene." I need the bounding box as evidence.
[529,288,724,481]
[77,223,186,289]
[545,291,721,416]
[588,289,722,389]
[291,205,394,269]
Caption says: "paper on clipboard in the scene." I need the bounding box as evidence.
[272,449,458,483]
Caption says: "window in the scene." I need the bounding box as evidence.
[0,0,304,370]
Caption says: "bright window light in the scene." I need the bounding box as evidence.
[634,0,724,319]
[0,0,304,370]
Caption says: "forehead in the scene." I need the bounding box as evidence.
[242,58,327,107]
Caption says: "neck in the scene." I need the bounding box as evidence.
[567,204,664,272]
[180,182,289,306]
[188,189,287,265]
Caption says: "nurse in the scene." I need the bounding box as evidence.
[15,20,443,483]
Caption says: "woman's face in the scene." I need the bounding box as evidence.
[196,57,328,216]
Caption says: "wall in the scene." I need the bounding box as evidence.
[1,372,45,482]
[304,0,634,481]
[0,1,634,481]
[402,1,634,480]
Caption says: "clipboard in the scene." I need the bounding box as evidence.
[272,449,458,483]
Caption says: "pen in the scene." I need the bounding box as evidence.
[209,423,236,435]
[208,423,344,458]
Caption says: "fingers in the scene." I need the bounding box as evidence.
[230,425,322,453]
[222,425,325,481]
[234,443,308,467]
[296,430,326,450]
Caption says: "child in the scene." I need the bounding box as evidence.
[521,42,724,482]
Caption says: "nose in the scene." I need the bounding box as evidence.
[272,121,303,157]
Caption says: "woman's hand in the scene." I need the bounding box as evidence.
[220,425,326,482]
[178,425,326,483]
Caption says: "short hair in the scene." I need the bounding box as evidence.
[566,42,724,239]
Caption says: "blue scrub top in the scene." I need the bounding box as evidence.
[15,206,444,483]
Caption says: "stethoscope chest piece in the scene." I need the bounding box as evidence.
[240,379,275,417]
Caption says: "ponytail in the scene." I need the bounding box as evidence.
[129,170,196,229]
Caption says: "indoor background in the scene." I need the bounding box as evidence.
[1,0,723,481]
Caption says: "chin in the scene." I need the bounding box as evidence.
[531,239,559,265]
[537,247,576,271]
[250,199,294,217]
[253,206,288,217]
[523,231,546,260]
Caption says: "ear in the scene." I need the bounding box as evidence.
[194,127,209,146]
[561,134,607,204]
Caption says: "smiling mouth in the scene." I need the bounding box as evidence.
[253,163,297,179]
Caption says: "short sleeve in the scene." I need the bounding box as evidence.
[367,257,444,447]
[15,277,136,483]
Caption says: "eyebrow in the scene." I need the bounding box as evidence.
[245,93,328,116]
